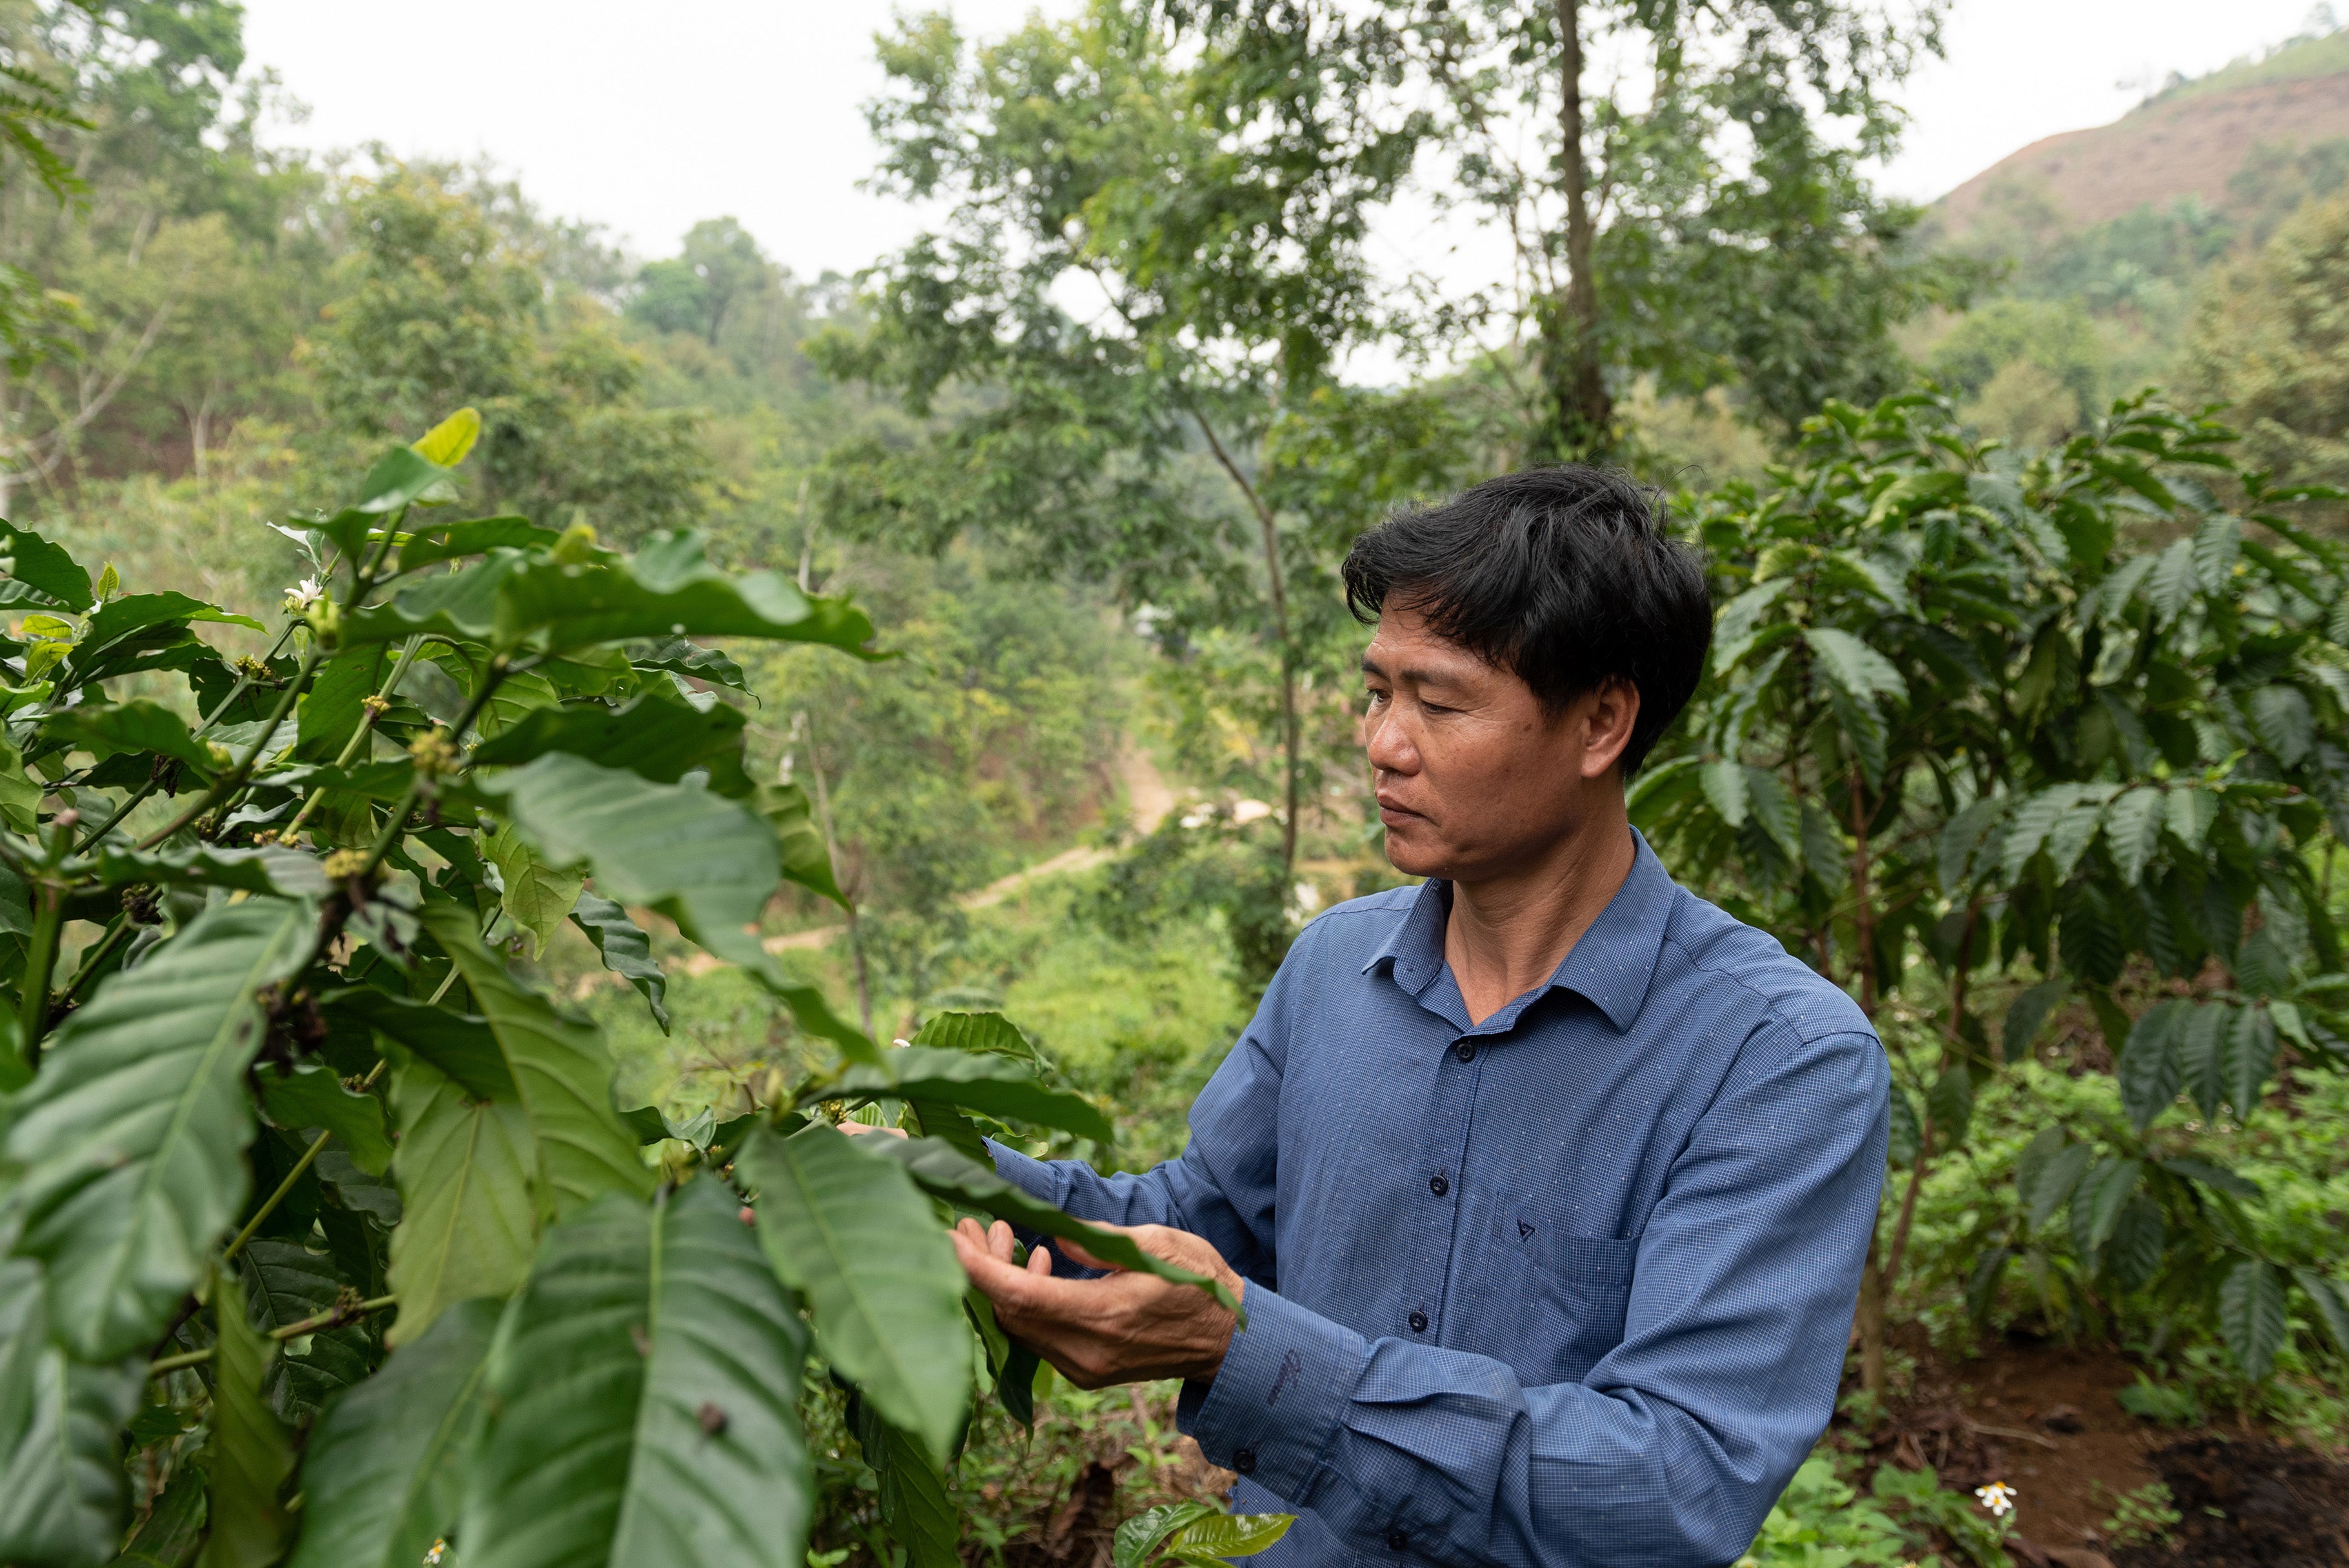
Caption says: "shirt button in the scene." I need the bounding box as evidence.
[1429,1175,1448,1196]
[1387,1529,1410,1552]
[1455,1042,1475,1063]
[1408,1309,1428,1333]
[1232,1447,1257,1475]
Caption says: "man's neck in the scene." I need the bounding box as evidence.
[1442,806,1637,1027]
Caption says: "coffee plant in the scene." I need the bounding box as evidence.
[1634,390,2349,1393]
[0,410,1264,1568]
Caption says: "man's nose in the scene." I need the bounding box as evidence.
[1364,707,1415,771]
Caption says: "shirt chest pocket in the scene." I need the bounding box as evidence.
[1479,1220,1639,1385]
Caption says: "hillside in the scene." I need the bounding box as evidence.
[1935,28,2349,236]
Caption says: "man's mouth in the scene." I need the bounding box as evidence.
[1376,797,1428,828]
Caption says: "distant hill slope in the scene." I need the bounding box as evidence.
[1935,30,2349,236]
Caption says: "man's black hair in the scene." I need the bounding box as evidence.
[1341,466,1712,774]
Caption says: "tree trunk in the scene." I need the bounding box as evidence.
[1543,0,1612,462]
[1194,413,1300,881]
[1881,900,1975,1293]
[1855,1240,1886,1405]
[1848,766,1888,1396]
[799,710,874,1044]
[1848,768,1877,1017]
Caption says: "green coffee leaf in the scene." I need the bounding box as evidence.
[423,904,652,1216]
[457,1182,813,1568]
[2292,1269,2349,1358]
[197,1270,295,1568]
[396,516,557,574]
[1171,1512,1295,1560]
[286,1297,500,1568]
[326,985,503,1094]
[491,530,875,655]
[2001,979,2068,1064]
[480,753,872,1060]
[739,1124,971,1469]
[0,1256,143,1565]
[257,1062,392,1176]
[470,689,752,794]
[834,1046,1112,1143]
[42,699,223,779]
[1699,759,1748,826]
[2102,787,2164,884]
[2178,1002,2231,1122]
[483,822,586,962]
[2220,1003,2277,1119]
[382,1056,536,1349]
[866,1135,1243,1321]
[2119,1002,2184,1131]
[1804,627,1906,705]
[109,1464,206,1567]
[0,519,94,610]
[238,1238,371,1422]
[2028,1142,2094,1231]
[2,899,314,1360]
[85,842,330,900]
[1114,1502,1217,1568]
[851,1394,958,1568]
[2219,1258,2286,1380]
[569,892,669,1033]
[2072,1159,2142,1253]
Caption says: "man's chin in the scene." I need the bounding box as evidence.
[1380,825,1452,881]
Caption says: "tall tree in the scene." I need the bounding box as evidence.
[1636,390,2349,1393]
[630,216,779,350]
[1181,0,1973,460]
[821,0,1435,882]
[307,165,713,542]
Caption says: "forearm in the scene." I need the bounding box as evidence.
[1179,1289,1779,1568]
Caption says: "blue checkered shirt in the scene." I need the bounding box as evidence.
[991,831,1889,1568]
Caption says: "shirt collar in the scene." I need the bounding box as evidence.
[1365,829,1676,1034]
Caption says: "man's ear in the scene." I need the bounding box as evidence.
[1578,679,1643,780]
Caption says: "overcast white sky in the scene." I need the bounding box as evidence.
[241,0,2337,279]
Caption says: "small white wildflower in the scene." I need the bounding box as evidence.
[1975,1480,2017,1517]
[423,1540,448,1566]
[284,575,325,613]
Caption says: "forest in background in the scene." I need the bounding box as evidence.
[1,1,2348,1565]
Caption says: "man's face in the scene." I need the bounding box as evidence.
[1360,604,1639,883]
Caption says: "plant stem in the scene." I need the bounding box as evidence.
[220,1057,389,1268]
[192,619,303,737]
[74,776,157,852]
[137,644,325,850]
[13,880,61,1070]
[61,913,128,1001]
[352,655,508,884]
[146,1293,397,1378]
[281,634,426,843]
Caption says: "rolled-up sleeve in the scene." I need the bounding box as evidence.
[1175,1025,1888,1568]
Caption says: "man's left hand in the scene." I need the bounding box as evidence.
[952,1217,1244,1389]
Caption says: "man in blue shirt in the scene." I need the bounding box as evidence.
[948,468,1890,1567]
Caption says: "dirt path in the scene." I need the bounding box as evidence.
[755,747,1174,951]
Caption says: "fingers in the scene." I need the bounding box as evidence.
[837,1121,908,1139]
